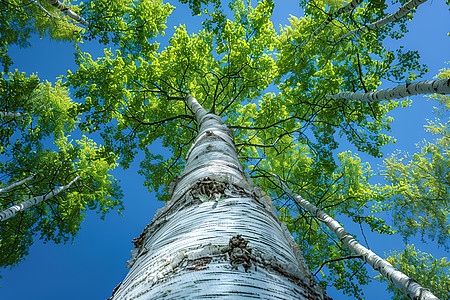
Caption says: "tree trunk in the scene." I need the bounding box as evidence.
[110,95,325,299]
[273,175,440,300]
[327,79,450,102]
[0,176,80,221]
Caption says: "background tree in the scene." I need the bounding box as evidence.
[0,71,123,270]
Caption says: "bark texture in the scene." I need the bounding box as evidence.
[0,176,80,221]
[328,79,450,102]
[274,176,440,300]
[111,95,324,299]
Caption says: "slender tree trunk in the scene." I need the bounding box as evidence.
[45,0,89,26]
[0,174,35,194]
[338,0,428,41]
[0,176,80,221]
[110,95,325,299]
[327,79,450,102]
[0,111,21,118]
[273,175,440,300]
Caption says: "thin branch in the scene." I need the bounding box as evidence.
[0,111,21,118]
[313,255,362,276]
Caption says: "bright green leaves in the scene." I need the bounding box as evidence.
[379,68,450,248]
[382,148,450,247]
[68,0,278,199]
[378,245,450,299]
[0,72,123,269]
[274,0,427,163]
[255,149,392,298]
[80,0,174,56]
[178,0,222,15]
[0,0,84,72]
[0,71,79,150]
[183,0,278,116]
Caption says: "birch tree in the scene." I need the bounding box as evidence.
[0,0,85,72]
[0,72,123,269]
[2,0,449,298]
[272,174,439,300]
[63,0,448,298]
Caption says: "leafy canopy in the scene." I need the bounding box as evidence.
[0,71,123,269]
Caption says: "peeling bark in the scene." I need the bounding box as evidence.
[273,175,440,300]
[327,79,450,102]
[112,95,325,299]
[0,176,80,222]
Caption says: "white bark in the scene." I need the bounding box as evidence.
[327,79,450,102]
[0,174,35,194]
[273,175,440,300]
[0,111,21,118]
[0,176,80,222]
[45,0,89,26]
[338,0,428,41]
[111,95,325,299]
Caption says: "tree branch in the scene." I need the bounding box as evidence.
[327,79,450,102]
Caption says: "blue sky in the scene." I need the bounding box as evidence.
[1,1,449,299]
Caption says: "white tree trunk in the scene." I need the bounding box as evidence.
[0,174,35,194]
[45,0,89,26]
[110,95,325,299]
[0,176,80,222]
[327,79,450,102]
[0,111,21,118]
[338,0,428,41]
[273,175,440,300]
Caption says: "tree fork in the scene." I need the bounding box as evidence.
[110,95,326,299]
